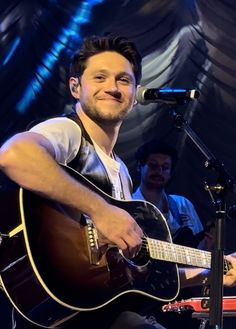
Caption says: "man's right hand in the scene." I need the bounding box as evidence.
[91,203,143,259]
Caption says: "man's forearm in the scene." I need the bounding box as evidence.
[179,267,210,288]
[0,132,108,217]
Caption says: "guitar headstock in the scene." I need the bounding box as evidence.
[163,297,236,313]
[162,298,210,313]
[162,300,194,313]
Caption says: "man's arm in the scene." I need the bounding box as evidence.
[0,132,143,256]
[179,267,209,288]
[179,255,236,288]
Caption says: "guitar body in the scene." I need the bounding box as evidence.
[0,166,179,328]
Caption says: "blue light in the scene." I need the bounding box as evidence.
[2,37,21,66]
[16,0,104,113]
[159,89,187,93]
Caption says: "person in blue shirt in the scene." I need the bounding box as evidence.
[132,140,205,248]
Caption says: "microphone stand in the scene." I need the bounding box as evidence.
[168,105,236,329]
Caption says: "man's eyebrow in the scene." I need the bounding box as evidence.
[91,69,108,74]
[91,69,134,78]
[118,72,134,78]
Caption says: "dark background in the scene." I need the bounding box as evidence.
[1,1,236,327]
[1,0,236,249]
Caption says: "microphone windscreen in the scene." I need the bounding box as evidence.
[135,87,147,105]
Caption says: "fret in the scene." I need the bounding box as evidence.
[147,237,211,269]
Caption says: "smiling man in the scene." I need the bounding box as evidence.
[0,34,236,329]
[0,34,147,329]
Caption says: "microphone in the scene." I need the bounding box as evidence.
[136,87,200,105]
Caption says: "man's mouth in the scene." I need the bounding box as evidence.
[98,97,122,103]
[150,174,164,181]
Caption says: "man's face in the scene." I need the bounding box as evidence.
[76,51,137,125]
[140,153,172,190]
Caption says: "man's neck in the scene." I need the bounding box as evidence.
[76,106,120,156]
[140,185,164,204]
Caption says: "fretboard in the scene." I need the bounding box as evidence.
[147,237,211,269]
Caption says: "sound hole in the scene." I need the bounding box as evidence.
[122,237,150,268]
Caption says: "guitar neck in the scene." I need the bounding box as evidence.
[147,237,211,269]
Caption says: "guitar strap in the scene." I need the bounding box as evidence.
[167,195,182,226]
[168,195,200,247]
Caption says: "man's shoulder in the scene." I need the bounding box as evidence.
[132,187,144,200]
[29,116,81,132]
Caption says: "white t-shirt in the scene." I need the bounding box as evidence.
[29,117,130,200]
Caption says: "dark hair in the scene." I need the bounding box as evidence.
[135,140,178,172]
[69,34,142,85]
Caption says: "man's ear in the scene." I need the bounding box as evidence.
[69,77,80,99]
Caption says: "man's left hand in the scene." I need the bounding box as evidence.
[224,255,236,287]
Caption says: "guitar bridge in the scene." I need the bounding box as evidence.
[86,219,102,265]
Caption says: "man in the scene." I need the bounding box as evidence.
[132,140,206,249]
[0,34,236,329]
[131,140,233,329]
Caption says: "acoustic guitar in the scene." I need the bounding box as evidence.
[0,165,219,327]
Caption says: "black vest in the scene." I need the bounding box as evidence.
[65,111,132,198]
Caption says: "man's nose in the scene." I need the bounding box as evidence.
[156,166,163,173]
[106,78,119,92]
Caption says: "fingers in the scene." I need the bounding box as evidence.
[225,255,236,268]
[124,231,143,259]
[113,228,143,259]
[223,269,236,287]
[112,223,143,259]
[223,255,236,287]
[93,204,143,258]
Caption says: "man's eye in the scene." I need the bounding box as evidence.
[95,76,105,80]
[119,77,131,84]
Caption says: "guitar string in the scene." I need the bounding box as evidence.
[138,237,212,265]
[140,237,210,256]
